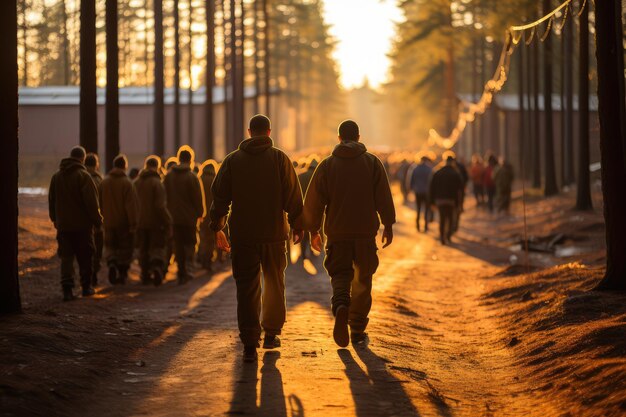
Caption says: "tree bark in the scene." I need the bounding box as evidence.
[204,0,215,157]
[154,0,165,156]
[593,0,626,290]
[223,0,232,153]
[532,39,542,188]
[564,12,575,184]
[542,0,558,196]
[20,0,28,86]
[174,0,181,149]
[105,0,120,172]
[253,0,260,114]
[61,0,71,85]
[188,0,194,146]
[234,0,245,144]
[575,0,592,211]
[518,42,526,178]
[80,0,98,153]
[262,0,270,115]
[0,0,21,314]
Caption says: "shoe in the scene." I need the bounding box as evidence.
[153,269,163,287]
[108,266,118,285]
[62,287,75,302]
[243,346,258,363]
[82,286,96,297]
[263,335,281,349]
[333,305,350,348]
[351,332,369,346]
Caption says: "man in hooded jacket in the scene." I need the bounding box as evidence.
[198,161,217,271]
[101,154,138,284]
[85,152,104,286]
[304,120,396,348]
[49,146,102,301]
[210,114,304,362]
[164,147,206,284]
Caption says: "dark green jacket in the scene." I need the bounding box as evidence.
[101,168,138,230]
[134,168,172,229]
[209,136,303,244]
[164,163,206,227]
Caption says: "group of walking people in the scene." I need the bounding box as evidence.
[469,153,515,214]
[49,115,396,362]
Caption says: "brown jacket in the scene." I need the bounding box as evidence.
[133,168,172,229]
[164,163,205,227]
[101,168,138,230]
[49,158,103,231]
[209,136,303,244]
[303,141,396,241]
[199,166,216,217]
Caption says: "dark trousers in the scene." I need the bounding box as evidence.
[197,220,216,268]
[414,192,430,231]
[137,228,167,276]
[486,187,496,213]
[173,225,198,278]
[104,227,134,272]
[231,241,288,347]
[93,227,103,281]
[57,230,95,289]
[437,204,455,244]
[324,239,379,333]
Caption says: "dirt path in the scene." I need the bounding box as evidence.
[36,200,558,417]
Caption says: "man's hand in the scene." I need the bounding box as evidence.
[216,230,231,253]
[310,232,323,253]
[292,229,304,245]
[381,226,393,248]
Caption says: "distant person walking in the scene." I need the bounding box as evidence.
[197,160,218,271]
[469,154,485,206]
[304,120,396,347]
[164,147,206,285]
[428,152,464,245]
[494,159,515,214]
[48,146,102,301]
[85,153,104,286]
[134,156,172,286]
[483,154,499,213]
[298,158,319,263]
[210,115,304,362]
[101,155,138,285]
[409,154,432,232]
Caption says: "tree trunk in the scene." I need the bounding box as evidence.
[518,43,526,178]
[564,13,575,184]
[154,0,165,156]
[0,0,21,314]
[80,0,98,153]
[253,0,260,114]
[576,0,592,211]
[174,0,181,149]
[105,0,120,172]
[542,0,558,196]
[471,38,478,155]
[229,0,238,150]
[61,0,71,85]
[204,0,215,157]
[262,0,270,115]
[20,0,28,86]
[188,0,194,145]
[234,0,245,144]
[593,0,626,290]
[223,0,232,153]
[532,39,541,188]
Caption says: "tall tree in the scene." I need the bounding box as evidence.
[262,0,270,114]
[532,39,541,188]
[61,0,71,85]
[575,0,592,210]
[204,0,215,157]
[253,0,260,114]
[80,0,98,153]
[0,0,20,314]
[517,42,526,176]
[593,0,626,290]
[105,0,120,172]
[542,0,558,196]
[154,0,165,156]
[563,11,574,184]
[174,0,181,149]
[233,0,244,144]
[188,0,194,145]
[19,0,28,86]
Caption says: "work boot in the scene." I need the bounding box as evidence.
[62,286,75,302]
[263,335,281,349]
[108,265,118,285]
[243,346,258,363]
[82,286,96,297]
[351,332,369,346]
[333,305,350,348]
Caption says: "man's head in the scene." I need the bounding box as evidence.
[177,145,195,166]
[442,150,456,164]
[113,154,128,170]
[144,155,162,171]
[70,146,86,164]
[338,120,360,142]
[248,114,272,138]
[85,152,99,170]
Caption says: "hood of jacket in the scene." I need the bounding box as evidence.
[172,163,192,173]
[239,136,273,155]
[86,167,103,179]
[139,168,161,180]
[59,158,86,173]
[108,167,127,178]
[332,140,367,159]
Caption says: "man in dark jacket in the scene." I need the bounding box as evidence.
[210,114,304,362]
[304,120,396,348]
[429,151,464,245]
[134,156,172,285]
[164,147,206,285]
[297,158,318,263]
[101,155,138,284]
[85,153,104,286]
[49,146,102,301]
[409,154,433,232]
[198,160,217,271]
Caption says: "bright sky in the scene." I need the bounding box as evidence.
[322,0,403,90]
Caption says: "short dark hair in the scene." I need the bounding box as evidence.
[338,120,359,141]
[85,152,99,168]
[113,154,128,169]
[145,155,161,169]
[70,146,86,161]
[179,150,192,163]
[249,114,271,135]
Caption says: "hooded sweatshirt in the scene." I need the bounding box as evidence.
[164,163,206,227]
[303,141,396,242]
[49,158,103,231]
[101,168,138,230]
[209,136,303,244]
[199,166,216,217]
[133,168,172,229]
[428,163,464,205]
